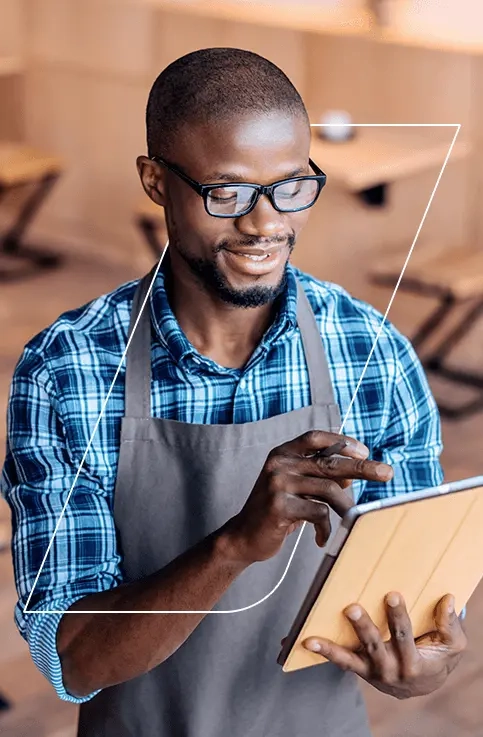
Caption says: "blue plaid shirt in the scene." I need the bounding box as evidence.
[1,262,443,703]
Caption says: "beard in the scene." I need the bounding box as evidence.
[169,232,295,308]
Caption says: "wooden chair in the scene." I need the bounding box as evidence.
[134,198,167,259]
[0,142,64,280]
[370,243,483,419]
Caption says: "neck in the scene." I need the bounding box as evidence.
[164,259,279,370]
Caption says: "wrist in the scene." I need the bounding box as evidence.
[214,519,253,571]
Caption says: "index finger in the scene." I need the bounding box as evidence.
[306,455,394,483]
[286,430,369,460]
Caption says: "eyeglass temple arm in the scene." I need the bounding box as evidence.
[150,156,204,195]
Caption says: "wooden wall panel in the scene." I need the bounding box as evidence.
[304,34,378,122]
[464,53,483,250]
[0,74,24,140]
[21,66,152,267]
[24,0,79,67]
[151,9,227,74]
[82,77,150,253]
[370,42,475,250]
[0,0,23,59]
[371,43,473,127]
[388,0,483,46]
[304,31,474,273]
[22,67,89,225]
[73,1,153,77]
[25,0,154,78]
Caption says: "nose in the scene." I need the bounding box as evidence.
[236,192,286,238]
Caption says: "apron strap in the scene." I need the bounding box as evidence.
[295,279,338,409]
[125,267,156,418]
[125,270,338,418]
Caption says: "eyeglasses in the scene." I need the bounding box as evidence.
[151,154,327,218]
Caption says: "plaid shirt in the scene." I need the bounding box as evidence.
[1,262,443,703]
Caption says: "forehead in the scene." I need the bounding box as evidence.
[172,111,310,182]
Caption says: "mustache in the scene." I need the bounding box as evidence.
[215,233,296,253]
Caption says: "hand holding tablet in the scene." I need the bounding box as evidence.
[302,590,467,700]
[278,476,483,698]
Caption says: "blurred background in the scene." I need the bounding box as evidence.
[1,0,483,734]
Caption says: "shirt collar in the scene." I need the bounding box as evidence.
[149,256,298,371]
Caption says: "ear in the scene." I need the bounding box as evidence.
[136,156,166,207]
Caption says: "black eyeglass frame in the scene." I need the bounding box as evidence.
[150,154,327,218]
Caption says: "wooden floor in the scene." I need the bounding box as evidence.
[1,250,483,736]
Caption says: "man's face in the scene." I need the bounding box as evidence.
[140,111,313,308]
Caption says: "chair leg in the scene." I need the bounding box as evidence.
[436,393,483,420]
[136,216,163,259]
[373,279,483,419]
[416,299,483,419]
[371,274,454,353]
[425,298,483,372]
[0,173,63,274]
[411,294,456,351]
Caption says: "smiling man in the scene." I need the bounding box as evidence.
[1,49,465,737]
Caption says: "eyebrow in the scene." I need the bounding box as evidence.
[203,166,308,183]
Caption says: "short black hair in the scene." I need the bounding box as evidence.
[146,47,309,158]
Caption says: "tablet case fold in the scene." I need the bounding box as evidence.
[282,485,483,672]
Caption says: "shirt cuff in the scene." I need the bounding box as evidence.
[25,602,101,704]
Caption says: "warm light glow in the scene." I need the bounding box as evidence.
[390,0,483,43]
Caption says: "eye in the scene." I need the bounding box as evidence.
[277,182,304,199]
[209,188,238,201]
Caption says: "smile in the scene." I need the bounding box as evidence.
[220,245,287,277]
[238,252,271,261]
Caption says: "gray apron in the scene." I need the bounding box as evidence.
[77,267,372,737]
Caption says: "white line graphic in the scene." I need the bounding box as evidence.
[24,123,461,614]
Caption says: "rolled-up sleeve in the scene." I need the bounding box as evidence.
[1,345,123,703]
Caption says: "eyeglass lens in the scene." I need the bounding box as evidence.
[206,178,319,216]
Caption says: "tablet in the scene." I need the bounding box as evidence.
[278,475,483,673]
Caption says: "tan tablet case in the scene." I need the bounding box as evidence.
[282,484,483,672]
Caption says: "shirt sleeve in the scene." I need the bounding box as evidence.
[0,345,123,703]
[357,325,444,504]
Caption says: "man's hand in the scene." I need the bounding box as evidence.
[224,430,393,565]
[302,592,467,700]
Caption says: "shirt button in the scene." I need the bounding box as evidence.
[239,378,246,390]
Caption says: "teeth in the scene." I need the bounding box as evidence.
[241,253,269,261]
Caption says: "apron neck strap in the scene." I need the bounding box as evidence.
[295,279,337,407]
[125,267,156,418]
[125,270,337,417]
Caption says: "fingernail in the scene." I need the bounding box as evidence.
[303,638,322,653]
[447,596,455,614]
[377,464,393,480]
[346,606,362,621]
[350,442,369,458]
[387,592,400,607]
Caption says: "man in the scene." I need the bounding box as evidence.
[1,48,466,736]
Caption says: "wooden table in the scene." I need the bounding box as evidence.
[309,128,470,194]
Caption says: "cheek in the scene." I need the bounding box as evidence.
[289,210,311,235]
[169,196,233,252]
